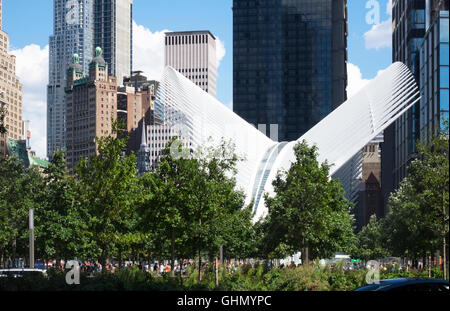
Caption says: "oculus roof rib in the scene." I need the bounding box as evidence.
[155,62,420,220]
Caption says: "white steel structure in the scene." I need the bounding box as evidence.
[156,62,420,220]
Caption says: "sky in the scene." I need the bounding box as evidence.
[2,0,392,159]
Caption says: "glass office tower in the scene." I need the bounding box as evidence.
[47,0,94,159]
[232,0,348,142]
[94,0,133,85]
[419,5,449,142]
[382,0,449,210]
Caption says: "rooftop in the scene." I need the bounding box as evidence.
[165,30,216,40]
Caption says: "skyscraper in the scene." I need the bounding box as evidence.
[382,0,449,209]
[0,0,24,159]
[65,48,117,170]
[419,1,449,141]
[165,31,217,97]
[94,0,133,85]
[48,0,133,159]
[232,0,348,141]
[47,0,94,159]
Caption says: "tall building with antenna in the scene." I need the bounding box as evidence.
[47,0,94,159]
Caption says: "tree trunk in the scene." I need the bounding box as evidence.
[444,233,447,280]
[118,247,122,269]
[100,248,107,271]
[171,229,175,277]
[179,258,184,289]
[443,187,448,280]
[198,219,202,283]
[215,257,219,288]
[428,254,432,278]
[12,237,16,268]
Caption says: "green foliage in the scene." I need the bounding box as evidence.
[355,120,449,265]
[0,102,6,134]
[74,121,141,265]
[259,140,357,260]
[356,120,449,263]
[354,215,390,260]
[138,137,254,269]
[1,263,446,292]
[0,156,43,262]
[36,150,92,261]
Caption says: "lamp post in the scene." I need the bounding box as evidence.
[29,209,34,269]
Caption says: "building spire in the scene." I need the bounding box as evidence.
[137,114,150,175]
[141,114,147,147]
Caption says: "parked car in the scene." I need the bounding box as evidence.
[354,278,449,291]
[0,268,47,278]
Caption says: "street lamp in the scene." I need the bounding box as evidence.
[29,209,34,269]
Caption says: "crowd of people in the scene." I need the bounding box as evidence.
[0,257,434,275]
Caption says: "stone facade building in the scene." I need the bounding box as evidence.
[65,48,117,170]
[0,0,23,159]
[117,71,159,155]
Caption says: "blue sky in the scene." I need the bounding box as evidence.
[2,0,392,159]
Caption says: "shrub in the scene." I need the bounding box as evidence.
[0,264,445,291]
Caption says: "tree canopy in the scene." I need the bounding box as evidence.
[259,140,356,261]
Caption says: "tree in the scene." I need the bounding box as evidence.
[35,150,92,263]
[382,180,436,262]
[354,215,390,261]
[139,138,200,273]
[259,140,356,262]
[212,203,258,260]
[189,139,250,280]
[138,137,254,282]
[0,156,43,266]
[410,120,449,279]
[75,122,140,267]
[384,120,449,277]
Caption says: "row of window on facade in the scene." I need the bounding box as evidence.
[166,35,209,46]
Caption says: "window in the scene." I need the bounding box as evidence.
[441,90,449,112]
[441,67,449,88]
[440,44,449,65]
[440,18,449,43]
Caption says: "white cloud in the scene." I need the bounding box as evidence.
[364,0,392,50]
[11,44,49,159]
[215,37,226,68]
[347,63,387,97]
[364,18,392,50]
[132,21,227,79]
[132,21,169,81]
[347,63,370,98]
